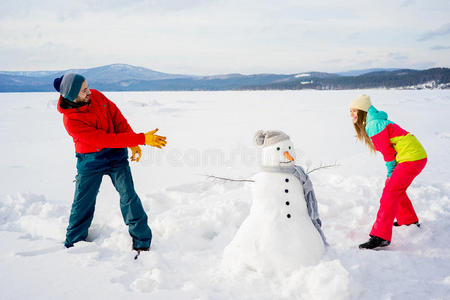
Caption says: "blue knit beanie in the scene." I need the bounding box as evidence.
[53,73,86,101]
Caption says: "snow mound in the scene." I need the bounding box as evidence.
[1,90,450,299]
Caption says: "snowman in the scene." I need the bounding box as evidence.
[223,130,326,275]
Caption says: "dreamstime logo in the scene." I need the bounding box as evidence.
[139,144,309,169]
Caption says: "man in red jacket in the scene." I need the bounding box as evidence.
[54,73,166,253]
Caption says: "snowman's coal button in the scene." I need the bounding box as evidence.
[285,201,290,206]
[285,178,289,182]
[287,214,291,218]
[285,189,289,193]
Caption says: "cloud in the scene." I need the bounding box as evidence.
[400,0,416,7]
[1,1,450,73]
[387,52,408,61]
[430,45,450,50]
[0,0,213,20]
[418,23,450,41]
[321,58,342,64]
[410,61,436,69]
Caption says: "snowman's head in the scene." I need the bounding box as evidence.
[254,130,296,168]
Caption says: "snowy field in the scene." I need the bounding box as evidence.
[0,89,449,299]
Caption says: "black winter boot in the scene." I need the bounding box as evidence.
[133,247,150,260]
[393,221,420,227]
[359,236,390,250]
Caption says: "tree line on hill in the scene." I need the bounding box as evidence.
[0,65,448,92]
[238,68,450,90]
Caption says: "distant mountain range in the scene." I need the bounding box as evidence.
[0,64,448,92]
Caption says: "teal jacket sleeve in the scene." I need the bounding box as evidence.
[385,160,397,178]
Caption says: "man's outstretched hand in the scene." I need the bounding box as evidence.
[129,146,142,162]
[145,128,167,149]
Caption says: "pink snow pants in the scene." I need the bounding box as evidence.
[370,158,427,242]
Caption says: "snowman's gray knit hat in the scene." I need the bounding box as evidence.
[254,130,290,147]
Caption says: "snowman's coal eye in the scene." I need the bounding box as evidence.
[289,146,291,150]
[276,147,280,151]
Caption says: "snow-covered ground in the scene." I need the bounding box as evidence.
[0,90,449,299]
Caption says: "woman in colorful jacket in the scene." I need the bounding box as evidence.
[349,94,427,250]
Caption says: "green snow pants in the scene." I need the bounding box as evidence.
[64,163,152,249]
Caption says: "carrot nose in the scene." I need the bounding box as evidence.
[284,151,294,162]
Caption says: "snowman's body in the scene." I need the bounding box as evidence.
[223,131,325,274]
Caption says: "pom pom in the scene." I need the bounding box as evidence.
[53,76,63,92]
[254,130,266,146]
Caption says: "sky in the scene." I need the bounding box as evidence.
[0,0,449,75]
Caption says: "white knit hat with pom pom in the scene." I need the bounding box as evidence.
[254,130,290,147]
[350,94,372,112]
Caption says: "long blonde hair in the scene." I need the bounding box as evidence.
[353,109,376,153]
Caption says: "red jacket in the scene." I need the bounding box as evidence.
[57,89,145,153]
